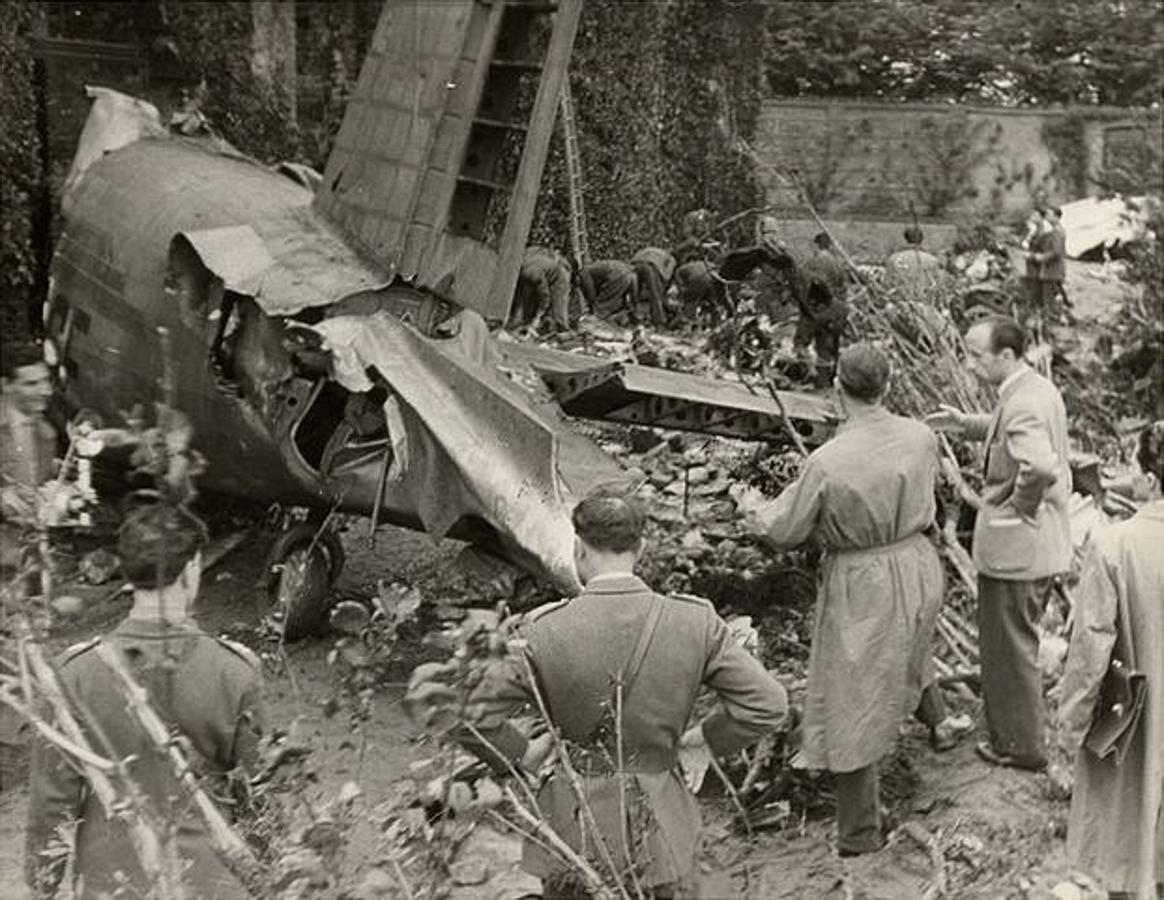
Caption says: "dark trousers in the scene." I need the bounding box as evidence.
[581,267,636,321]
[835,765,882,854]
[978,574,1052,764]
[515,265,571,330]
[632,261,670,326]
[793,318,843,387]
[834,684,947,853]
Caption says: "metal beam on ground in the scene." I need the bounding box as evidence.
[497,342,838,447]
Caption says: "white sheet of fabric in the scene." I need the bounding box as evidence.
[1060,195,1159,258]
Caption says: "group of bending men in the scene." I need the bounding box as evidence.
[17,313,1162,899]
[510,209,854,386]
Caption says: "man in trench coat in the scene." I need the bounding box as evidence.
[735,342,970,855]
[1057,421,1163,900]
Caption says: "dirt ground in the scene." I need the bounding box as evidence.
[1,262,1135,898]
[1,518,1105,900]
[1,523,459,900]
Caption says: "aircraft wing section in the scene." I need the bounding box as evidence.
[497,342,839,447]
[314,312,627,594]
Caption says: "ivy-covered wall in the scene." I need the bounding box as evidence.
[0,1,42,340]
[164,1,301,164]
[529,0,768,259]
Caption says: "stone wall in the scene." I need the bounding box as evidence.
[756,99,1159,223]
[774,218,959,265]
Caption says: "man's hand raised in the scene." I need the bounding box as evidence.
[925,404,971,435]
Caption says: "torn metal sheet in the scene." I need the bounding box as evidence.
[314,312,626,594]
[175,201,394,317]
[179,226,276,295]
[62,86,167,204]
[65,98,391,320]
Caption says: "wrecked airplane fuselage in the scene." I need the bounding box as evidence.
[49,101,622,612]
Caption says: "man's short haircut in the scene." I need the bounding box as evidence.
[837,342,890,401]
[980,315,1028,358]
[118,503,209,589]
[903,226,924,245]
[572,485,645,553]
[2,342,45,379]
[812,232,832,250]
[1137,420,1164,483]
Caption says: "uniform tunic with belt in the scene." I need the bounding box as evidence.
[472,573,787,890]
[25,618,266,899]
[1,396,59,566]
[754,408,945,772]
[1059,502,1164,899]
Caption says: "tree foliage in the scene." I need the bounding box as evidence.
[766,0,1164,108]
[162,1,301,164]
[530,0,768,259]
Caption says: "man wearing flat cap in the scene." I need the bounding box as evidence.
[734,342,970,856]
[26,503,266,899]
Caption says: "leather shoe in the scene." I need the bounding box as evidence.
[929,714,974,753]
[975,741,1047,771]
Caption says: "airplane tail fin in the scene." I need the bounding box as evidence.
[314,0,583,322]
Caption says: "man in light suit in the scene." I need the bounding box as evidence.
[927,315,1071,770]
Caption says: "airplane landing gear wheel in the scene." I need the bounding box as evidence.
[262,524,346,640]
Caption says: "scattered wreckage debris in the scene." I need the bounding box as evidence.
[1060,194,1161,260]
[50,86,842,641]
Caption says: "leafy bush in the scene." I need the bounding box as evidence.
[530,0,767,259]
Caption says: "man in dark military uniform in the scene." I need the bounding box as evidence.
[457,487,788,897]
[794,232,851,388]
[25,504,266,899]
[672,259,731,329]
[512,245,574,333]
[630,247,677,327]
[578,258,638,323]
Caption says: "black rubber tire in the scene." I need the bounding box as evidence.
[262,524,346,640]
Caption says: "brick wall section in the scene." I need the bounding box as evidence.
[756,99,1158,221]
